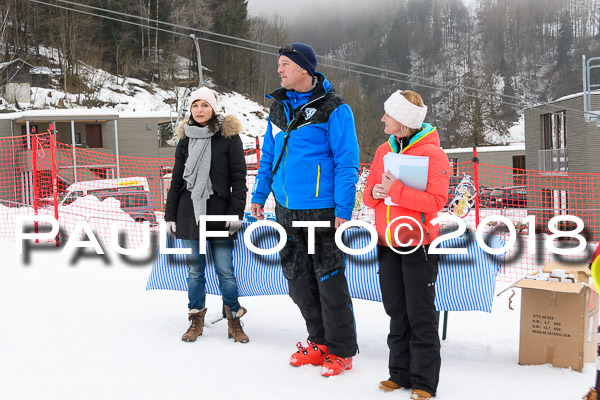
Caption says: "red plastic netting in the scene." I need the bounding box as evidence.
[444,161,600,282]
[1,133,598,282]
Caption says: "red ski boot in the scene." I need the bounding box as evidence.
[321,354,353,377]
[289,341,329,367]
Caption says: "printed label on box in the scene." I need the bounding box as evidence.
[530,314,570,338]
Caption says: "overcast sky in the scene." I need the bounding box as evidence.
[247,0,338,18]
[247,0,475,21]
[246,0,394,22]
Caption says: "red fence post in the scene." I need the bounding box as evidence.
[50,134,59,247]
[32,135,38,242]
[472,146,480,228]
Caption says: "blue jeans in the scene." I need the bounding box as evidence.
[182,239,241,314]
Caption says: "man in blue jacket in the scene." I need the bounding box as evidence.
[251,43,359,377]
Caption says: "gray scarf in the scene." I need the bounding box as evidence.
[183,123,217,223]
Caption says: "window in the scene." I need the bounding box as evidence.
[132,193,149,207]
[158,123,175,147]
[63,191,83,205]
[89,168,112,180]
[541,111,566,150]
[512,155,525,170]
[91,186,145,197]
[512,155,526,185]
[115,194,130,208]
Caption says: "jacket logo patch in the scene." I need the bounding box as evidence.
[304,108,316,120]
[442,170,447,175]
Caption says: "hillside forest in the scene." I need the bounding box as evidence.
[2,0,600,161]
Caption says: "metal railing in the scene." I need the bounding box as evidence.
[538,148,568,172]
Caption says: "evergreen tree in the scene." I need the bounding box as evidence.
[556,10,573,68]
[360,17,385,97]
[501,74,518,120]
[91,1,140,79]
[206,0,249,87]
[387,7,411,75]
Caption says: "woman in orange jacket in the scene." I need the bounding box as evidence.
[363,90,450,400]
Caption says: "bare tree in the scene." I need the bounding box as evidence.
[445,64,513,147]
[0,3,12,58]
[248,13,289,103]
[113,30,136,85]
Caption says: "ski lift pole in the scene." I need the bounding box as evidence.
[191,34,203,87]
[32,135,38,242]
[173,87,191,138]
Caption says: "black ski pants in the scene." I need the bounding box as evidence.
[378,244,441,396]
[276,203,358,358]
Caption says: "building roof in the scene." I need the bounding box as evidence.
[526,90,600,110]
[0,109,177,122]
[553,90,600,103]
[0,59,34,71]
[444,144,525,154]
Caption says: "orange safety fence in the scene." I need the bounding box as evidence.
[446,159,600,282]
[1,132,598,282]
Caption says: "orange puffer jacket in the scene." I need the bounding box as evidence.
[363,124,451,247]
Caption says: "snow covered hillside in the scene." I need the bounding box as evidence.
[0,47,269,148]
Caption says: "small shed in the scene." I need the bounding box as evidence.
[0,59,34,104]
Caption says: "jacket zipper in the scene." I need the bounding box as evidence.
[386,206,429,247]
[276,94,327,207]
[315,162,321,197]
[281,120,293,207]
[386,205,392,245]
[283,146,289,207]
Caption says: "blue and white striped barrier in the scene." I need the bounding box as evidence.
[146,222,504,312]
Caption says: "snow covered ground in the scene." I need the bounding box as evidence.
[0,239,593,400]
[506,115,524,144]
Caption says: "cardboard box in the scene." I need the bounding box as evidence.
[514,262,598,372]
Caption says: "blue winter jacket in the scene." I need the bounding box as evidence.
[251,73,360,220]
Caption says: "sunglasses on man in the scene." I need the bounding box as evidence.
[278,44,312,65]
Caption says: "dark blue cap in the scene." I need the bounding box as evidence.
[279,43,318,76]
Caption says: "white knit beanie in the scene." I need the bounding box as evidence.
[189,87,218,112]
[384,90,428,129]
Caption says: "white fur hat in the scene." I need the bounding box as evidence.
[384,90,428,129]
[189,87,218,112]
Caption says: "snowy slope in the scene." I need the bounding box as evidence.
[0,47,591,400]
[0,47,269,149]
[0,239,594,400]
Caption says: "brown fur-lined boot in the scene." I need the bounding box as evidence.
[410,389,433,399]
[379,380,402,392]
[225,305,249,343]
[583,388,598,400]
[181,308,207,342]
